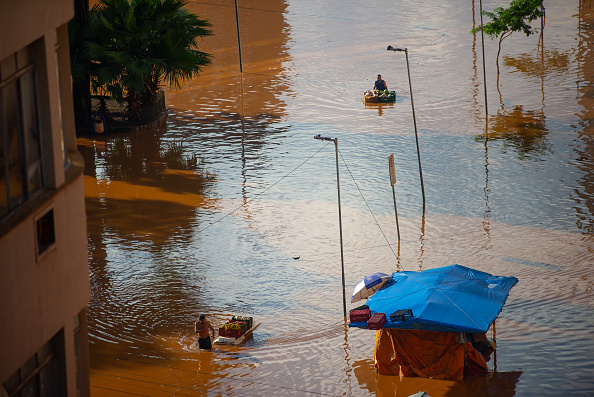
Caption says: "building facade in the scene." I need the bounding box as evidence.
[0,0,90,396]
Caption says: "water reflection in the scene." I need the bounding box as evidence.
[78,130,216,245]
[364,102,395,116]
[574,2,594,234]
[480,105,550,159]
[354,357,522,397]
[503,49,571,80]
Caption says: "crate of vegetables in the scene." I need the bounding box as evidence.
[219,322,244,338]
[377,90,396,103]
[232,316,253,330]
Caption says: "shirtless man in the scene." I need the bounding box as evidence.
[195,314,215,350]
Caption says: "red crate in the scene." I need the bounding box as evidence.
[233,321,248,333]
[349,309,371,323]
[219,327,242,338]
[367,313,386,330]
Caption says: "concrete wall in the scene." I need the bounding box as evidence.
[0,0,90,395]
[0,0,73,60]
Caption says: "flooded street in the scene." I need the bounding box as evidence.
[79,0,594,395]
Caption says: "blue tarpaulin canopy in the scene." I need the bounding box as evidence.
[349,264,518,333]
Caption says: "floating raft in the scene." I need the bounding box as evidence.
[364,90,396,103]
[213,323,260,345]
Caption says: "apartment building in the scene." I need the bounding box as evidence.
[0,0,90,396]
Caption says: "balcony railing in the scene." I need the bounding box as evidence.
[75,89,166,134]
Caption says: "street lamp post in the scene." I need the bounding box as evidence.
[387,45,426,210]
[234,0,243,73]
[314,134,347,319]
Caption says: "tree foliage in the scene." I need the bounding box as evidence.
[470,0,544,74]
[70,0,212,112]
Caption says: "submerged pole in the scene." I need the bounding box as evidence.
[389,154,401,241]
[234,0,243,73]
[403,48,426,210]
[479,0,488,117]
[493,319,497,371]
[387,46,426,209]
[314,134,347,318]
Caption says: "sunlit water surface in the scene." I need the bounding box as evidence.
[80,1,594,396]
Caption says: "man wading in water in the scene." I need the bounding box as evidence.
[195,314,215,349]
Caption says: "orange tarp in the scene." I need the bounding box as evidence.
[374,329,488,381]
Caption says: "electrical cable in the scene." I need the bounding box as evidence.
[195,140,332,235]
[336,147,404,270]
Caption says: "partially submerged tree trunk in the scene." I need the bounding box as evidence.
[496,31,513,76]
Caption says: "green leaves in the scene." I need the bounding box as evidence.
[70,0,212,108]
[470,0,544,38]
[470,0,544,74]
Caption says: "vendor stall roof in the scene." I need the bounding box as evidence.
[349,264,518,333]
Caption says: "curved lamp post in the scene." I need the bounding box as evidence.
[386,45,426,209]
[314,134,347,319]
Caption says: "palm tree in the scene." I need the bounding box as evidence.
[78,0,212,114]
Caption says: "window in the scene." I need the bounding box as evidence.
[73,312,83,396]
[2,332,65,397]
[0,44,43,220]
[36,208,55,255]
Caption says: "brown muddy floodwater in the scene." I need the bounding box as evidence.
[78,0,594,396]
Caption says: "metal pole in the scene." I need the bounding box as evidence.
[479,0,488,117]
[404,49,426,210]
[389,154,400,241]
[391,184,400,241]
[314,135,347,318]
[493,319,497,371]
[234,0,243,73]
[334,139,347,319]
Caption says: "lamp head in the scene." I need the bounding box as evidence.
[387,45,407,52]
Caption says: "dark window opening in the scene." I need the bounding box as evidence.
[36,209,55,255]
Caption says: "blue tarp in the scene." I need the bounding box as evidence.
[349,264,518,333]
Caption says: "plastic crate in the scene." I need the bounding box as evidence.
[377,91,396,103]
[232,316,253,330]
[390,309,413,322]
[350,309,371,323]
[219,327,242,338]
[367,313,387,330]
[233,321,249,333]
